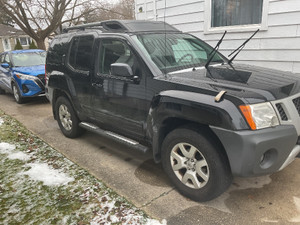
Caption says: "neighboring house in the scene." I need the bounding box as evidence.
[135,0,300,73]
[0,24,33,52]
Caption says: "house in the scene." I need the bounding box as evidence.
[135,0,300,73]
[0,24,33,52]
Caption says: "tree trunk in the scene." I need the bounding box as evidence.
[35,38,46,50]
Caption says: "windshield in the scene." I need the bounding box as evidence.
[135,33,226,74]
[12,51,46,67]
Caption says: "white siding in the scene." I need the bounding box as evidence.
[135,0,300,73]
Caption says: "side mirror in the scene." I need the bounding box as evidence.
[111,63,133,77]
[1,63,9,69]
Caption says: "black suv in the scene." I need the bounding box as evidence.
[46,20,300,201]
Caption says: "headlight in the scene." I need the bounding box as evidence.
[239,102,279,130]
[15,73,37,81]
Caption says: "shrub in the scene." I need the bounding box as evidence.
[29,40,38,49]
[14,39,23,50]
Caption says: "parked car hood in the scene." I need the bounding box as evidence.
[165,63,300,104]
[12,65,45,76]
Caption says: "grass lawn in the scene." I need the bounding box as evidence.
[0,111,165,225]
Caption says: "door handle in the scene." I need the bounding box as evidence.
[92,82,103,88]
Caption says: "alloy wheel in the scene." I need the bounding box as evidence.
[59,104,72,131]
[13,85,20,102]
[170,143,210,189]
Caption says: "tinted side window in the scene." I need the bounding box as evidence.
[69,37,79,68]
[47,37,69,68]
[69,36,94,71]
[99,39,135,74]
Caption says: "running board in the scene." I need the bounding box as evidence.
[79,122,149,153]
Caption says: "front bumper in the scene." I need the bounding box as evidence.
[211,125,299,177]
[15,78,45,97]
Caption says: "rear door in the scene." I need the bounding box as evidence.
[91,37,148,140]
[66,35,95,117]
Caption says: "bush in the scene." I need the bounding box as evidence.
[29,40,38,49]
[14,39,23,50]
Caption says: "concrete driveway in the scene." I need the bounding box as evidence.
[0,94,299,225]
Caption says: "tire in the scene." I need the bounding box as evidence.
[55,96,83,138]
[161,126,232,202]
[12,83,24,104]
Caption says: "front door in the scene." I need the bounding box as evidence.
[91,38,148,140]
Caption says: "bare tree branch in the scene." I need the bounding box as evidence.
[0,0,135,49]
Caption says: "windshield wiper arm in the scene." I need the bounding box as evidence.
[205,31,227,69]
[228,29,259,64]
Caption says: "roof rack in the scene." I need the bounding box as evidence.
[62,20,180,34]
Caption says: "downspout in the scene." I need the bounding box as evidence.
[134,0,138,19]
[144,0,147,20]
[153,0,157,21]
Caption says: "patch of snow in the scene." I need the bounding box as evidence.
[261,218,279,223]
[0,142,16,154]
[289,197,300,223]
[110,215,119,223]
[145,219,167,225]
[19,163,74,186]
[0,117,4,126]
[7,151,31,161]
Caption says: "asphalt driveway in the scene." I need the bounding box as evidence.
[0,94,299,225]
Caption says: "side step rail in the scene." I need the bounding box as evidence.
[79,122,149,153]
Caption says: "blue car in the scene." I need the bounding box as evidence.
[0,49,46,103]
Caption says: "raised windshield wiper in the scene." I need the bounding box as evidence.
[228,29,259,64]
[205,31,227,69]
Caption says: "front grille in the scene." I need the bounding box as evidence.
[276,103,288,121]
[37,74,46,85]
[292,97,300,116]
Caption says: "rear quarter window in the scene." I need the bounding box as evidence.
[47,36,69,68]
[68,35,94,71]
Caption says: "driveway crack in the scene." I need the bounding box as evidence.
[141,188,175,208]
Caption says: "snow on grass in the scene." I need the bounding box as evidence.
[0,142,16,154]
[0,117,4,126]
[19,162,74,186]
[0,142,31,161]
[0,111,167,224]
[7,151,31,161]
[89,193,167,225]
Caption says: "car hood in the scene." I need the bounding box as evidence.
[12,65,45,76]
[165,63,300,104]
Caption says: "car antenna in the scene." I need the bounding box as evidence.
[205,31,227,69]
[228,29,259,64]
[164,0,167,76]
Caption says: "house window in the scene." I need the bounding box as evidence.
[211,0,263,27]
[205,0,269,32]
[16,37,31,46]
[2,38,11,51]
